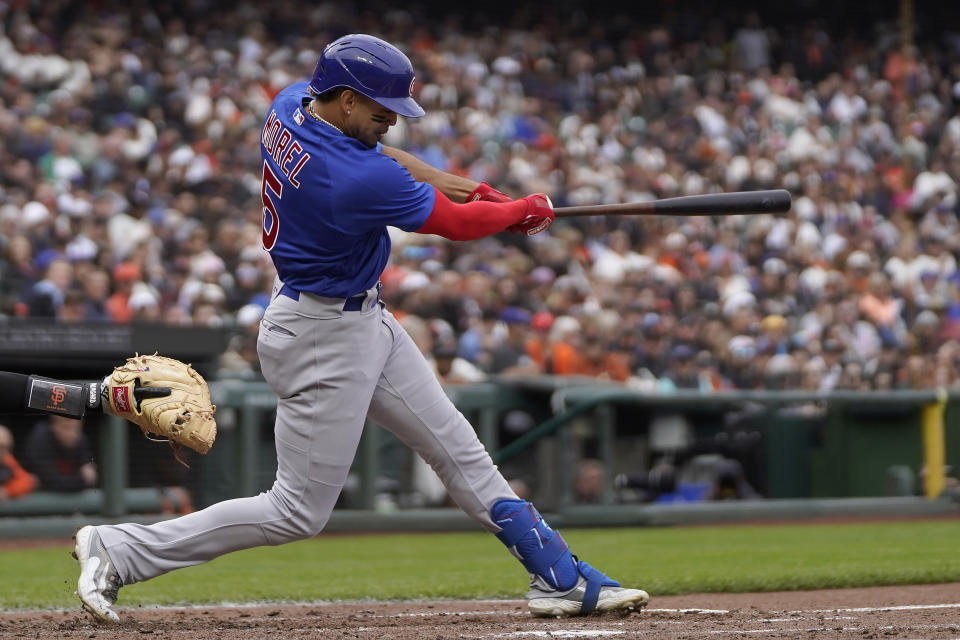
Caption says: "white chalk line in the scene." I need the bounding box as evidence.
[484,623,960,640]
[491,632,625,638]
[812,602,960,613]
[649,602,960,616]
[755,617,797,622]
[709,625,960,636]
[371,609,525,618]
[647,608,731,614]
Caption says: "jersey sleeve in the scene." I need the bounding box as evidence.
[332,152,436,233]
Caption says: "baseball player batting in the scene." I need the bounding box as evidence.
[73,34,649,621]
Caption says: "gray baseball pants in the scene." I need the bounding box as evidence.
[98,282,517,584]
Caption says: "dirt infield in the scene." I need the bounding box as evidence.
[3,583,959,639]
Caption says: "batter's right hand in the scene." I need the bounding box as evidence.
[467,181,512,203]
[509,193,554,235]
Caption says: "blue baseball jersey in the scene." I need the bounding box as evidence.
[259,81,435,298]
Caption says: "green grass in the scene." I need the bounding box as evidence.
[2,519,959,610]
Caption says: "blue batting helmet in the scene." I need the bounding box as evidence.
[309,34,425,118]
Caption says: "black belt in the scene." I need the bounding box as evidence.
[278,283,380,311]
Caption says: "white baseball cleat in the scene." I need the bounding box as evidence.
[73,526,123,623]
[528,577,650,617]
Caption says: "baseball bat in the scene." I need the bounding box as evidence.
[553,189,791,218]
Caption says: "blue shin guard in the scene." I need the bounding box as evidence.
[491,499,580,592]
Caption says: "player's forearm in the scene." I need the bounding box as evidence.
[382,145,479,203]
[416,188,528,241]
[0,371,103,418]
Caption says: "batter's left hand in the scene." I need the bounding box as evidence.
[509,193,554,235]
[467,182,512,203]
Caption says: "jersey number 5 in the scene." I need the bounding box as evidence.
[261,160,283,251]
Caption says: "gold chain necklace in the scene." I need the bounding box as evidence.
[306,101,344,134]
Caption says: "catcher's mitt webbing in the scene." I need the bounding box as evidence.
[104,354,217,461]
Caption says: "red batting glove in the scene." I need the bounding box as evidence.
[508,193,554,236]
[466,182,512,203]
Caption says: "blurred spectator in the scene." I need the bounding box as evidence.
[488,307,540,376]
[734,11,771,72]
[78,268,112,322]
[57,288,88,322]
[431,340,486,384]
[817,339,846,392]
[694,350,733,391]
[659,344,700,390]
[552,329,631,382]
[25,255,71,317]
[218,303,265,378]
[0,424,36,500]
[23,416,97,492]
[507,477,532,501]
[859,273,902,332]
[574,458,606,504]
[757,314,790,356]
[524,310,555,371]
[722,336,764,389]
[764,353,800,390]
[0,235,37,315]
[105,261,142,324]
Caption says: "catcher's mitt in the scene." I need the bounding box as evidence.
[104,353,217,458]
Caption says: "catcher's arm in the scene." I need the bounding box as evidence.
[0,370,153,419]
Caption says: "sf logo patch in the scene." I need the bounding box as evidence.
[50,385,66,406]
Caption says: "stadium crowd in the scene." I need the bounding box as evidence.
[3,1,960,393]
